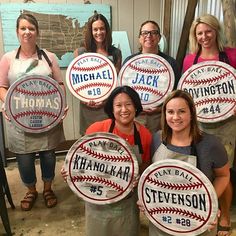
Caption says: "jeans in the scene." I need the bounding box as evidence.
[16,150,56,187]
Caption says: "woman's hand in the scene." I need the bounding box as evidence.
[1,103,10,121]
[61,166,68,182]
[132,175,140,189]
[207,209,220,232]
[137,200,145,213]
[86,100,105,109]
[61,105,69,120]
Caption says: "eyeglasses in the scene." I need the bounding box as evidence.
[140,30,159,37]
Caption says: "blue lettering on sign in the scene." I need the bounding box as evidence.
[132,73,159,87]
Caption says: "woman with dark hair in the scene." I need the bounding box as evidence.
[74,13,122,135]
[0,13,67,211]
[140,90,230,236]
[62,85,152,236]
[123,20,180,134]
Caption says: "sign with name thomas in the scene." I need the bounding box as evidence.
[5,74,66,133]
[178,61,236,123]
[138,159,218,236]
[66,53,117,103]
[118,54,175,110]
[65,132,139,205]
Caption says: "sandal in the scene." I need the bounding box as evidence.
[217,224,232,236]
[43,190,57,208]
[20,191,38,211]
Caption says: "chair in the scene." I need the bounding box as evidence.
[0,152,15,235]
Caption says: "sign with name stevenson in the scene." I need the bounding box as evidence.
[178,61,236,123]
[66,53,117,103]
[118,54,175,110]
[65,132,139,205]
[5,74,66,133]
[138,159,218,236]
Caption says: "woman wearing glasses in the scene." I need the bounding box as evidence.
[123,20,180,134]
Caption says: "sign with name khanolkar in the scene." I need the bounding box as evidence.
[138,159,218,236]
[64,132,139,204]
[66,53,117,103]
[178,61,236,123]
[5,74,66,133]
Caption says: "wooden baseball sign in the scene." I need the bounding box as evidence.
[5,74,66,133]
[118,54,175,110]
[138,159,218,236]
[66,53,117,103]
[65,132,139,205]
[178,61,236,123]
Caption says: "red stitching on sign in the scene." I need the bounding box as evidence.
[147,177,203,190]
[15,87,58,96]
[195,97,235,106]
[148,207,205,221]
[14,110,58,119]
[71,175,124,192]
[184,71,231,85]
[129,64,168,74]
[72,62,109,71]
[75,82,111,93]
[78,145,132,162]
[132,85,163,96]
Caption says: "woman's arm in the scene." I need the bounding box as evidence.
[212,162,230,198]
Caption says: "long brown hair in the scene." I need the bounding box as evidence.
[84,13,112,52]
[161,90,202,144]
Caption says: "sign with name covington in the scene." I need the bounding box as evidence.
[5,74,66,133]
[138,159,218,236]
[65,132,139,204]
[66,53,117,103]
[178,61,236,123]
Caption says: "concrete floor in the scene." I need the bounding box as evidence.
[1,155,236,236]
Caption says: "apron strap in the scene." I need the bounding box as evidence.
[108,120,144,154]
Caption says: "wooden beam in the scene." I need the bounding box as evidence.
[221,0,236,47]
[176,0,198,71]
[163,0,172,54]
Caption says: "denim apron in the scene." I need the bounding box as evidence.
[6,47,65,154]
[85,121,143,236]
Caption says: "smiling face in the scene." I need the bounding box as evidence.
[92,19,106,45]
[113,93,136,127]
[195,23,217,50]
[139,22,160,53]
[165,97,191,134]
[17,19,38,46]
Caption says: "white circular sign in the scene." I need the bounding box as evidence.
[65,132,139,205]
[5,74,66,133]
[118,54,175,110]
[66,53,117,103]
[178,61,236,123]
[138,159,218,236]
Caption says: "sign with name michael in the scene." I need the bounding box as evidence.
[118,54,175,110]
[66,53,117,103]
[138,159,218,236]
[5,74,66,133]
[178,61,236,123]
[65,132,139,205]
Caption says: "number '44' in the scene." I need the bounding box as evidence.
[210,104,220,114]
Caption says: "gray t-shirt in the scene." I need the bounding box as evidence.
[151,131,228,182]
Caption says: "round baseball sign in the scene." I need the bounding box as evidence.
[66,53,117,103]
[5,74,66,133]
[65,132,139,205]
[118,54,175,110]
[138,159,218,236]
[178,61,236,123]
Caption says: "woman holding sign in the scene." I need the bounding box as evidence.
[146,90,230,236]
[182,14,236,236]
[62,85,152,236]
[0,14,67,211]
[74,13,122,135]
[123,20,180,134]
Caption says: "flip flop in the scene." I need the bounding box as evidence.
[20,191,38,211]
[217,224,232,236]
